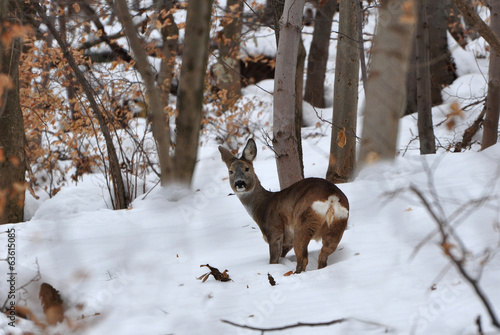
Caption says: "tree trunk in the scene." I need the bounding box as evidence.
[295,38,306,174]
[358,0,417,167]
[0,3,26,224]
[482,1,500,150]
[416,0,436,154]
[213,0,242,111]
[427,0,456,106]
[304,0,337,108]
[326,0,359,183]
[173,0,213,185]
[115,0,174,186]
[273,0,305,189]
[452,0,500,56]
[157,0,179,109]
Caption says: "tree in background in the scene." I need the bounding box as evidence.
[173,0,213,185]
[273,0,306,189]
[304,0,337,108]
[326,0,359,183]
[416,0,436,154]
[213,0,243,111]
[115,0,174,185]
[482,1,500,150]
[405,0,456,116]
[358,0,417,167]
[0,0,28,224]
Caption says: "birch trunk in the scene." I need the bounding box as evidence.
[326,0,359,183]
[273,0,305,189]
[358,0,417,167]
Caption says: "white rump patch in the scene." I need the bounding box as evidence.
[311,195,349,225]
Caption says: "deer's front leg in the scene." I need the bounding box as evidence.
[268,235,283,264]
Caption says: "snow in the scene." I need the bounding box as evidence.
[2,3,500,335]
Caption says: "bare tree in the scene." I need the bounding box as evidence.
[416,0,436,154]
[427,0,456,106]
[0,0,26,224]
[115,0,174,185]
[406,0,456,116]
[173,0,213,185]
[214,0,243,110]
[326,0,359,183]
[304,0,337,108]
[358,0,417,167]
[482,1,500,150]
[273,0,305,189]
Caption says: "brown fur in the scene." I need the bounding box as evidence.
[219,139,349,273]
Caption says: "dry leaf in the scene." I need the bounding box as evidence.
[39,283,64,325]
[441,242,456,256]
[445,102,464,130]
[267,273,276,286]
[198,264,232,282]
[0,74,14,98]
[365,151,380,165]
[283,271,294,277]
[337,127,347,148]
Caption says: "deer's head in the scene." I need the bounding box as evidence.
[219,139,259,194]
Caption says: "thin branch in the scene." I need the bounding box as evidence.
[221,317,393,333]
[452,0,500,56]
[32,0,128,209]
[409,184,500,329]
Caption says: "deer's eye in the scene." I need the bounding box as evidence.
[245,167,249,172]
[229,170,234,174]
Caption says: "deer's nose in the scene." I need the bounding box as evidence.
[234,180,247,192]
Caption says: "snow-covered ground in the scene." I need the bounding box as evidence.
[2,3,500,335]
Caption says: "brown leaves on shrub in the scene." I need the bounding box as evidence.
[197,264,232,282]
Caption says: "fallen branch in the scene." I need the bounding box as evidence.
[221,317,393,333]
[454,107,486,152]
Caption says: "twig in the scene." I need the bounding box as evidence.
[313,107,361,142]
[221,317,393,333]
[1,259,41,310]
[409,185,500,329]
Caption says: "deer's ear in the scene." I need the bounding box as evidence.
[219,146,236,166]
[242,138,257,162]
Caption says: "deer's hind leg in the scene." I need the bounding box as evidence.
[318,219,347,269]
[293,209,322,273]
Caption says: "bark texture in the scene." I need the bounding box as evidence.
[174,0,213,185]
[273,0,306,189]
[326,0,359,183]
[304,0,337,108]
[482,1,500,150]
[416,0,436,154]
[0,1,26,223]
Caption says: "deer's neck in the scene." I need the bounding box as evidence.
[236,181,273,224]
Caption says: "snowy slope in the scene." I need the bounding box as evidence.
[1,132,500,335]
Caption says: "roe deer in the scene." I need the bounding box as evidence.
[219,139,349,273]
